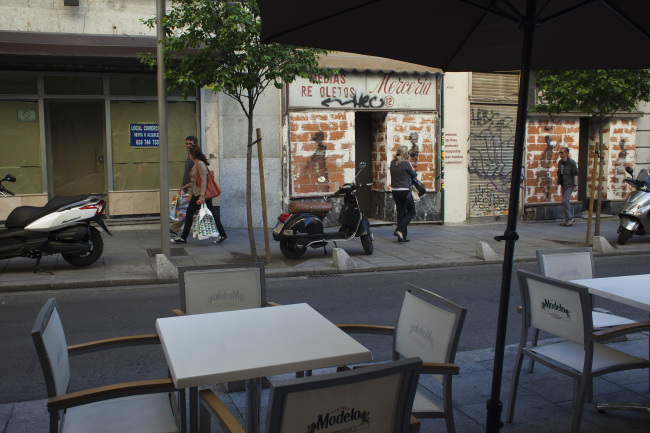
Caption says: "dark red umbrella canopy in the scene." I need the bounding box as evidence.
[260,0,650,72]
[260,1,650,431]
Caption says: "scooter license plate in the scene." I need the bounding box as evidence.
[273,223,283,235]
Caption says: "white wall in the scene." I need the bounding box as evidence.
[442,72,470,223]
[0,0,157,35]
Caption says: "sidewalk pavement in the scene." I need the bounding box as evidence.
[0,217,649,292]
[1,216,649,432]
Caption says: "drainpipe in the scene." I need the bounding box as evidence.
[438,72,444,223]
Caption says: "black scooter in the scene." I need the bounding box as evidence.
[273,164,374,259]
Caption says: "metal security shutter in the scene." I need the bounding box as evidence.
[469,73,519,217]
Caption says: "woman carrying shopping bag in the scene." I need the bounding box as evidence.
[171,146,227,244]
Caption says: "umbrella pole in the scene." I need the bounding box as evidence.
[486,1,535,432]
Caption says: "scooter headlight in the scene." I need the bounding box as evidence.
[628,204,642,215]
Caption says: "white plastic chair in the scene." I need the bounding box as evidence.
[32,298,179,433]
[507,270,650,433]
[337,284,466,433]
[198,357,423,433]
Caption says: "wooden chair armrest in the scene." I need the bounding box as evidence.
[68,334,160,355]
[421,362,460,375]
[592,320,650,342]
[337,324,395,335]
[266,301,281,307]
[171,309,186,316]
[47,378,175,411]
[410,415,421,431]
[199,389,245,433]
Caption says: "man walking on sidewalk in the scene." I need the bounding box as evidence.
[558,146,579,226]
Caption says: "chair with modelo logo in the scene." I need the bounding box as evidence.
[507,270,650,433]
[198,357,423,433]
[173,263,279,317]
[336,284,466,433]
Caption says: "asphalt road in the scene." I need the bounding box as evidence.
[2,254,649,404]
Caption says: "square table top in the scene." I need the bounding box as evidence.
[571,274,650,311]
[156,303,373,388]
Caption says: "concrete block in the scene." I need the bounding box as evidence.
[156,254,177,280]
[592,236,616,254]
[476,242,501,261]
[333,248,357,271]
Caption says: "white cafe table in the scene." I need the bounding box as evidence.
[571,274,650,311]
[156,303,372,433]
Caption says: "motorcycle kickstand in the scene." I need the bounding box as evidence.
[33,253,54,275]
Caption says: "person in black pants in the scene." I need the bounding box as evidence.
[390,145,417,242]
[171,146,227,243]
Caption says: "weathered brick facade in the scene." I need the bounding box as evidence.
[525,118,580,204]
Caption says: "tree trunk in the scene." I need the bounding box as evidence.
[246,94,258,260]
[594,117,605,236]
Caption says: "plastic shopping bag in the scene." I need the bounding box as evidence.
[170,194,190,222]
[194,203,220,240]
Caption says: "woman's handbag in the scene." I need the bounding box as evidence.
[412,177,426,196]
[194,166,221,200]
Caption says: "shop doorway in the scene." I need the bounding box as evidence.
[355,112,373,217]
[47,101,106,197]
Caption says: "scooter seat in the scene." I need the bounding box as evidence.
[5,195,89,229]
[289,202,333,214]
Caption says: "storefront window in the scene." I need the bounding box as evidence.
[44,76,103,95]
[0,75,37,94]
[110,76,183,97]
[110,101,197,191]
[0,101,42,194]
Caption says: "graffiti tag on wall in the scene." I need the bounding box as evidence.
[469,108,520,216]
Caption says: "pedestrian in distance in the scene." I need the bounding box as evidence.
[390,145,417,242]
[172,146,227,243]
[170,136,198,236]
[558,146,579,226]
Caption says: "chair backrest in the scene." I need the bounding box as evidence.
[517,270,593,345]
[394,285,466,365]
[177,263,266,315]
[536,247,594,281]
[266,358,422,433]
[31,298,71,398]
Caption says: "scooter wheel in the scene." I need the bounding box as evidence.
[617,227,633,245]
[280,240,306,259]
[361,234,374,255]
[62,227,104,266]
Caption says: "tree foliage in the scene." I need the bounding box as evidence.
[140,0,334,259]
[531,69,650,118]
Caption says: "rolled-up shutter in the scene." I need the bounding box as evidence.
[468,73,519,217]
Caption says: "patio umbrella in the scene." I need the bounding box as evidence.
[259,1,650,431]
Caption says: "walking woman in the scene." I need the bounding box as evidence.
[172,146,227,243]
[390,145,417,242]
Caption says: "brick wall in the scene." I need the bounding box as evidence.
[384,113,438,192]
[525,118,580,204]
[586,118,637,202]
[289,111,356,196]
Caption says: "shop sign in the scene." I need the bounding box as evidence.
[130,123,159,147]
[288,71,436,110]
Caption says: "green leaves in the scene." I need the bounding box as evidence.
[138,0,335,116]
[532,69,650,119]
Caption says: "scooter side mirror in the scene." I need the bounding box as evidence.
[625,166,634,176]
[2,174,16,183]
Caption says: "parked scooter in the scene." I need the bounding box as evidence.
[0,174,111,272]
[273,163,374,259]
[617,166,650,245]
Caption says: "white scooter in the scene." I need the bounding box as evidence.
[617,166,650,245]
[0,174,111,272]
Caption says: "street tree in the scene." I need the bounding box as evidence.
[141,0,333,260]
[531,69,650,242]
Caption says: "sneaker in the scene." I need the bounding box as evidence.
[171,237,186,244]
[217,235,228,244]
[559,221,567,226]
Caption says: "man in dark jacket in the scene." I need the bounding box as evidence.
[558,146,579,226]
